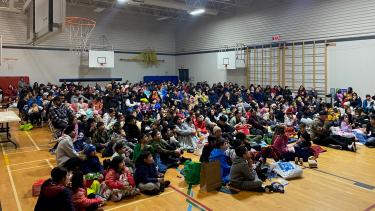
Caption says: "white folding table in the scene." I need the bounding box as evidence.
[0,111,21,148]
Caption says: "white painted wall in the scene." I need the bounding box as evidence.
[328,39,375,98]
[0,48,176,84]
[175,53,226,85]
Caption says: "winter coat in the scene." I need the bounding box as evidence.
[81,156,104,175]
[104,168,135,190]
[134,162,159,185]
[34,179,74,211]
[72,187,102,211]
[209,148,231,183]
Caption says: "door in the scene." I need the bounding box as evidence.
[179,69,189,82]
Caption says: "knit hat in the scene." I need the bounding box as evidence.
[213,126,221,134]
[84,144,96,156]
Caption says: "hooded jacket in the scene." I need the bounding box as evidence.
[56,134,79,167]
[229,156,257,187]
[34,179,74,211]
[209,148,231,183]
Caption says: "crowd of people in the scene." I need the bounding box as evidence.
[8,79,374,210]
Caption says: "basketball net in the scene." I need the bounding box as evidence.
[65,17,96,55]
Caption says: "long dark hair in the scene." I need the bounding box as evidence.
[71,171,84,192]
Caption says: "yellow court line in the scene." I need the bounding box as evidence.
[1,143,23,211]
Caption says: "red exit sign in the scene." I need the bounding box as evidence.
[272,35,281,41]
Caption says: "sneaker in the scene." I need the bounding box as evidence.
[348,142,357,152]
[308,156,318,168]
[328,144,342,150]
[264,185,274,193]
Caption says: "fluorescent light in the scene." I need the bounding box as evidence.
[117,0,128,4]
[189,8,205,16]
[157,17,170,21]
[93,7,105,13]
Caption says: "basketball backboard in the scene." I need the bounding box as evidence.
[217,51,236,70]
[89,50,115,68]
[24,0,66,45]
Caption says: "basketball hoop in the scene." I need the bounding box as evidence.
[65,17,96,55]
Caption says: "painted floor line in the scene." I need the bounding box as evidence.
[11,164,51,172]
[170,185,213,211]
[9,158,53,166]
[104,190,175,211]
[4,144,50,151]
[45,159,54,169]
[1,144,23,211]
[25,131,40,150]
[311,168,375,190]
[365,203,375,211]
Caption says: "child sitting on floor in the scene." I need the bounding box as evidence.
[272,125,295,161]
[133,133,152,163]
[111,142,134,171]
[100,156,140,201]
[71,171,104,211]
[81,144,104,175]
[209,138,231,184]
[134,150,171,195]
[230,146,264,192]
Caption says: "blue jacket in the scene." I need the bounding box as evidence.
[81,156,104,175]
[209,148,231,183]
[134,162,159,185]
[208,93,219,104]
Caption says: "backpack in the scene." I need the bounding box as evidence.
[182,160,201,185]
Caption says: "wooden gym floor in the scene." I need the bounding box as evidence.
[1,117,375,211]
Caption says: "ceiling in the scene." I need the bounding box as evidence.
[0,0,256,20]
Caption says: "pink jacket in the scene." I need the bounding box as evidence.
[72,188,102,211]
[272,135,289,155]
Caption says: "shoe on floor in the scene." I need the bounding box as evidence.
[308,156,318,168]
[348,142,357,152]
[328,144,342,150]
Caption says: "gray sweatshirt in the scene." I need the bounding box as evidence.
[230,156,257,186]
[56,134,79,166]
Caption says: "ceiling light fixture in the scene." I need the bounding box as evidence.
[117,0,129,4]
[189,8,205,16]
